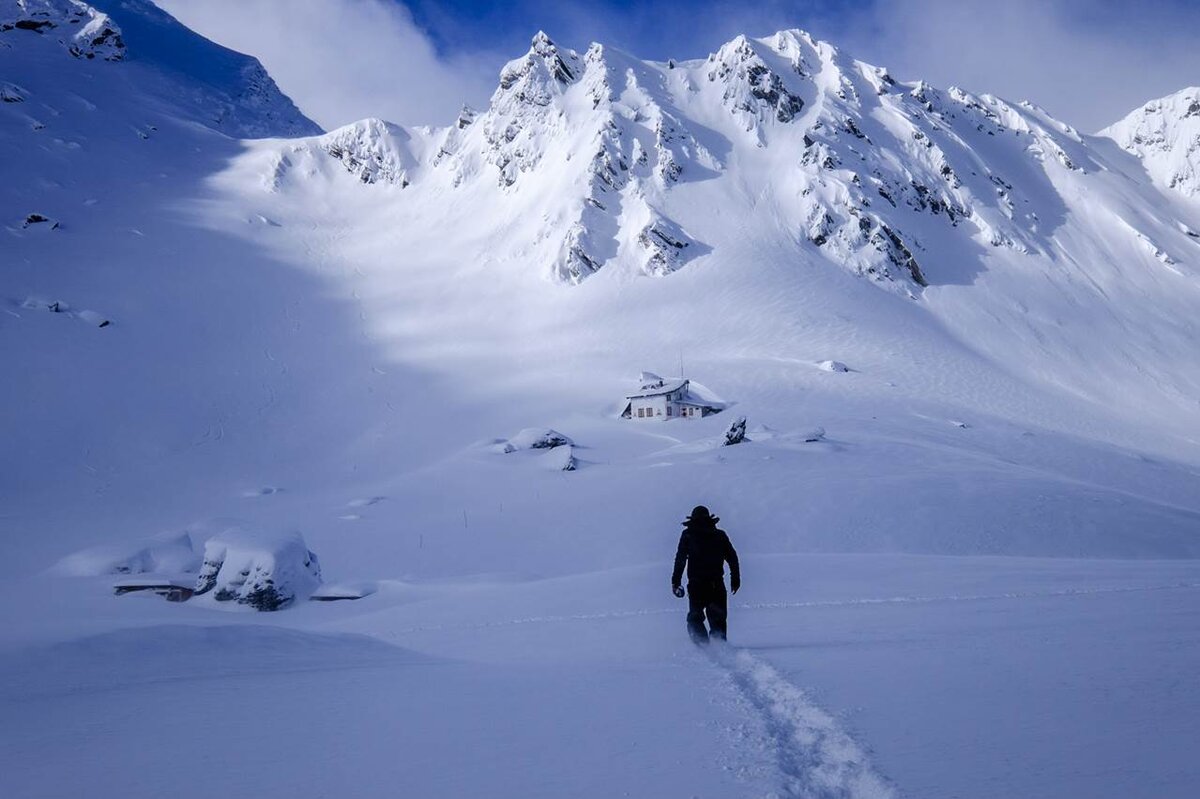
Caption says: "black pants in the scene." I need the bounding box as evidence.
[686,579,728,642]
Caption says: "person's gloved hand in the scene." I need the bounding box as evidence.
[730,576,740,595]
[672,584,685,598]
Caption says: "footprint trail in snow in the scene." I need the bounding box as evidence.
[711,646,896,799]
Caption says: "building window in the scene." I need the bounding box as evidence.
[667,406,673,417]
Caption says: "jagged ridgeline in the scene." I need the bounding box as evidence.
[259,28,1137,292]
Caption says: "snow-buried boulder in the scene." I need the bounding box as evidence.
[54,531,199,576]
[193,530,321,611]
[504,428,573,451]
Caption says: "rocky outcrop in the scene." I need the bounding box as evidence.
[482,31,583,188]
[724,416,748,446]
[319,118,413,186]
[707,35,806,130]
[1,0,125,61]
[638,215,697,276]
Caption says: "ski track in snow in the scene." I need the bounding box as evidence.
[711,646,896,799]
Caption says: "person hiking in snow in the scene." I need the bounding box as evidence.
[671,505,740,643]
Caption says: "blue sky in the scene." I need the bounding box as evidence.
[403,0,864,62]
[156,0,1200,133]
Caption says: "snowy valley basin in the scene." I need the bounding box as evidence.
[2,2,1200,797]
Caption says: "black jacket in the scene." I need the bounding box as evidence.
[672,520,739,589]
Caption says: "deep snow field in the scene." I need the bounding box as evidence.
[3,2,1200,797]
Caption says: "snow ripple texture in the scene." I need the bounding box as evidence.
[717,647,895,799]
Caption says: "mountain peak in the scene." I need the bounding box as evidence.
[1102,87,1200,197]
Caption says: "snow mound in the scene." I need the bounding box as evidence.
[504,428,574,451]
[817,360,849,373]
[53,531,199,577]
[310,581,377,601]
[193,529,321,611]
[1,81,28,102]
[540,444,577,471]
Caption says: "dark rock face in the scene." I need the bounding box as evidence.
[11,19,54,32]
[68,21,124,61]
[22,213,59,229]
[708,37,805,127]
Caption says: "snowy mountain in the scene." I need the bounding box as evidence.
[6,0,1200,565]
[1101,86,1200,199]
[5,8,1200,797]
[246,31,1200,440]
[0,0,319,138]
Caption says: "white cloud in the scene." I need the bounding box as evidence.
[830,0,1200,132]
[153,0,496,130]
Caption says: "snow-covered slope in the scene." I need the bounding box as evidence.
[6,15,1200,576]
[0,0,319,138]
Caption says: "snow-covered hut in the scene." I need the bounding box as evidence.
[621,372,720,420]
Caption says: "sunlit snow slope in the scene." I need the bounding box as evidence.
[4,3,1200,583]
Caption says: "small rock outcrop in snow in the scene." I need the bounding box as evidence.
[638,215,698,276]
[22,212,58,229]
[724,416,748,446]
[817,360,849,372]
[490,428,577,471]
[1,81,28,102]
[193,529,321,611]
[54,531,200,576]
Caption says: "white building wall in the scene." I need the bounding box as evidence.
[631,395,668,420]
